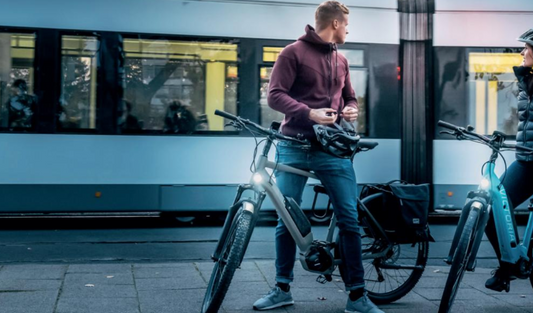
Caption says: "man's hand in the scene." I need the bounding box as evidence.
[342,106,359,123]
[309,108,337,125]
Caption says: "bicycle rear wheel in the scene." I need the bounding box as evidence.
[201,209,254,313]
[361,236,429,304]
[438,208,479,313]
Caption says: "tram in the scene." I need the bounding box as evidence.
[0,0,531,215]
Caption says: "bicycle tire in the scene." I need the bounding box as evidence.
[366,240,428,304]
[201,210,254,313]
[438,208,479,313]
[335,232,429,304]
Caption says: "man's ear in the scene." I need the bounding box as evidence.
[333,19,339,29]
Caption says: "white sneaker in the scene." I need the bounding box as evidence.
[253,286,294,311]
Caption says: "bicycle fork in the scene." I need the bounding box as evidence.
[212,184,266,263]
[446,192,490,271]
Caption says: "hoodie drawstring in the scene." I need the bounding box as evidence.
[335,48,338,85]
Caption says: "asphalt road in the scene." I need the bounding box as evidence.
[0,217,516,268]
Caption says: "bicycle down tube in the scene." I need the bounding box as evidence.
[486,162,533,264]
[253,151,317,254]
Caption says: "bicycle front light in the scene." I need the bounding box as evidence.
[253,173,263,184]
[480,178,490,189]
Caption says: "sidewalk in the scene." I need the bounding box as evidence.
[0,261,532,313]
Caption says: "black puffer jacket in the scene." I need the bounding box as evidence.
[513,66,533,162]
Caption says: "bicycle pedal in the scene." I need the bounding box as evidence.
[316,275,332,284]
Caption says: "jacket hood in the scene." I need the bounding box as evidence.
[298,25,337,52]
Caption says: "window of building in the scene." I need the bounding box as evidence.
[0,32,36,129]
[123,38,238,133]
[467,51,522,136]
[60,35,99,130]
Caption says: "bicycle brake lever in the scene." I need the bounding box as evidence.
[439,130,456,136]
[225,121,243,131]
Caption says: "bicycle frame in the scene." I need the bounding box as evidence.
[212,138,317,264]
[484,162,533,263]
[212,136,392,274]
[447,155,533,269]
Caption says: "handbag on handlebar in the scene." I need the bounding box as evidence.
[360,180,435,244]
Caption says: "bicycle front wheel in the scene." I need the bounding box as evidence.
[201,209,254,313]
[438,208,479,313]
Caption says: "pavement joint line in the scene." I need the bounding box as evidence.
[194,262,209,284]
[253,260,272,287]
[131,264,142,313]
[51,264,67,313]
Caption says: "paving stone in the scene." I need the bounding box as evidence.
[59,284,137,298]
[135,275,205,290]
[0,279,61,291]
[492,293,533,308]
[67,264,132,274]
[436,299,529,313]
[138,289,204,313]
[55,297,140,313]
[133,263,199,279]
[133,262,193,268]
[0,264,66,280]
[65,272,134,285]
[0,290,57,313]
[223,281,275,311]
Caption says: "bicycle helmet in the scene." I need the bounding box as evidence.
[313,120,360,159]
[518,28,533,45]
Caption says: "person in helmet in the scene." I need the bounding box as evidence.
[483,29,533,292]
[253,2,383,313]
[6,79,36,128]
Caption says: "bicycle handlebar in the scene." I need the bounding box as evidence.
[215,109,308,145]
[437,120,458,132]
[437,120,533,153]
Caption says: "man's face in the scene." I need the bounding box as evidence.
[521,43,533,67]
[335,14,349,44]
[10,86,19,97]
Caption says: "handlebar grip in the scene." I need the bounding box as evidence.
[214,109,238,121]
[438,120,459,131]
[513,144,533,153]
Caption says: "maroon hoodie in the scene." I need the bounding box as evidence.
[268,25,358,140]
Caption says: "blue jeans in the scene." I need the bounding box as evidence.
[274,142,365,291]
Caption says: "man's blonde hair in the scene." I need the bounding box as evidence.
[315,1,349,31]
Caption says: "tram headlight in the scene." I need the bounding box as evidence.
[480,178,490,189]
[253,173,263,184]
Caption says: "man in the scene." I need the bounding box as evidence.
[7,79,36,128]
[253,2,384,313]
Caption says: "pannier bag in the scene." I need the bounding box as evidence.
[359,181,435,244]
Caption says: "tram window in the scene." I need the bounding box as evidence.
[260,66,284,127]
[263,47,283,63]
[123,38,238,133]
[338,49,367,134]
[348,68,368,134]
[467,51,521,136]
[60,35,99,130]
[0,32,36,130]
[260,47,285,127]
